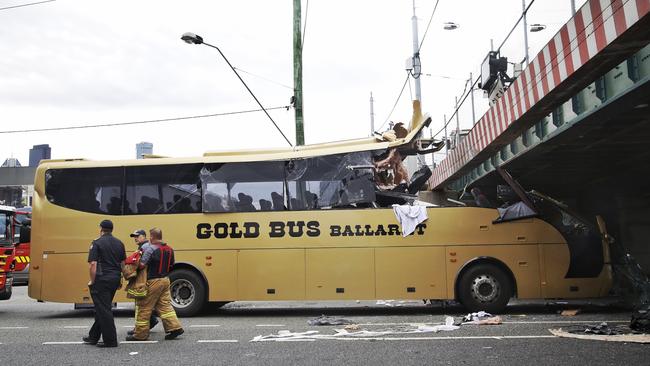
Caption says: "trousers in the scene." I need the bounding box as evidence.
[88,276,121,344]
[133,277,182,340]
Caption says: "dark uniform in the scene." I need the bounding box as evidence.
[85,220,126,347]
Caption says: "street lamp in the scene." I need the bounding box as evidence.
[180,32,293,147]
[529,23,546,32]
[443,22,460,30]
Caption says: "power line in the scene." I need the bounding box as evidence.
[430,77,479,140]
[417,0,441,53]
[233,67,293,90]
[378,72,411,132]
[497,0,536,52]
[0,0,55,11]
[0,105,291,134]
[301,0,309,50]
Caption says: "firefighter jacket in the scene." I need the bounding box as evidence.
[123,251,147,299]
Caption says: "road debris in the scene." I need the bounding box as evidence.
[307,315,354,326]
[252,317,459,342]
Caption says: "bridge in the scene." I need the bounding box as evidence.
[429,0,650,269]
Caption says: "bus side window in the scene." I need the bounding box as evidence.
[45,167,123,214]
[125,164,203,215]
[201,162,285,213]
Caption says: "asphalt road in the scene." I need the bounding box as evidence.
[1,286,648,365]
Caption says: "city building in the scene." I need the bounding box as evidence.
[1,158,22,167]
[136,142,153,159]
[29,144,51,166]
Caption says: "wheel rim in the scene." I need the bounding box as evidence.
[170,278,195,308]
[470,274,500,303]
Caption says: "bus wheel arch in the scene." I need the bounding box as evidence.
[168,263,208,317]
[455,257,516,313]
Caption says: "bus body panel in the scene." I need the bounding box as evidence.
[306,247,375,300]
[445,244,542,299]
[540,243,612,298]
[237,249,305,300]
[375,246,447,299]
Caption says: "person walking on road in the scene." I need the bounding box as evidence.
[83,219,126,348]
[126,227,184,341]
[126,229,159,335]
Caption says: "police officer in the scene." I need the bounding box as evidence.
[83,219,126,347]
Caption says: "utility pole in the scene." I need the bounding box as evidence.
[522,0,529,66]
[411,0,421,101]
[369,92,375,136]
[571,0,576,15]
[293,0,304,145]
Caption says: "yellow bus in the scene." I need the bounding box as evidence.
[28,105,612,316]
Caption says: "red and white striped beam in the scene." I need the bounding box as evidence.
[430,0,650,189]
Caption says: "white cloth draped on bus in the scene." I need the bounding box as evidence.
[392,204,428,237]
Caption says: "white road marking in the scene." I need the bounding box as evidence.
[256,324,286,327]
[318,335,558,342]
[122,341,158,344]
[503,320,628,324]
[63,326,89,329]
[197,340,239,343]
[43,341,84,345]
[190,325,221,328]
[0,326,28,329]
[355,320,628,326]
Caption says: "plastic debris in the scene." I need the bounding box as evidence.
[252,317,459,342]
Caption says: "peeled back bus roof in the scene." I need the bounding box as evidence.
[37,105,430,168]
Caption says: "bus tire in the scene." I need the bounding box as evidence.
[0,288,11,300]
[457,263,512,313]
[168,269,206,317]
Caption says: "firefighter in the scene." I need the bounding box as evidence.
[83,219,126,347]
[126,227,184,341]
[126,229,159,336]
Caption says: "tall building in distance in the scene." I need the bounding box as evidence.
[29,144,51,166]
[136,142,153,159]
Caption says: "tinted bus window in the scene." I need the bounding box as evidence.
[286,152,375,209]
[45,168,123,214]
[125,164,203,215]
[201,162,285,213]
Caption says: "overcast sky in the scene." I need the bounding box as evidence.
[0,0,584,165]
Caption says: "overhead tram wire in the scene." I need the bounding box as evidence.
[497,0,536,52]
[233,67,294,90]
[430,77,480,140]
[377,72,411,133]
[301,0,309,50]
[0,105,291,134]
[376,0,441,133]
[430,0,536,141]
[417,0,441,53]
[0,0,55,11]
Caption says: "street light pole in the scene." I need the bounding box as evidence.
[411,0,421,101]
[522,0,529,66]
[180,32,293,147]
[293,0,305,146]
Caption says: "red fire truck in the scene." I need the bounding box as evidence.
[12,208,31,283]
[0,205,17,300]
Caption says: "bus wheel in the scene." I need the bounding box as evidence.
[168,269,206,317]
[457,263,512,313]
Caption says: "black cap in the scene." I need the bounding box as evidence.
[129,229,146,237]
[99,219,113,230]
